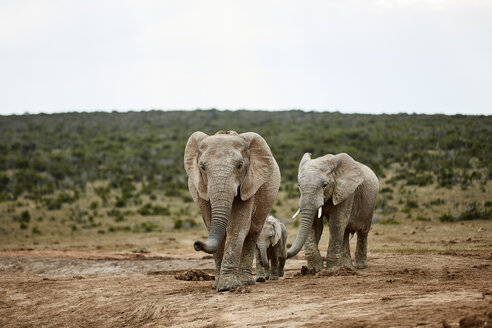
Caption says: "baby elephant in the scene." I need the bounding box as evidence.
[255,215,288,282]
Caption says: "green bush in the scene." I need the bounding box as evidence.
[405,200,419,208]
[439,213,455,222]
[457,202,491,221]
[137,203,170,216]
[430,198,445,206]
[379,218,400,225]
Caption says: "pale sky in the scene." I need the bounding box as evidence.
[0,0,491,115]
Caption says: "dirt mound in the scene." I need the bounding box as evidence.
[294,266,358,277]
[174,269,215,281]
[317,268,358,277]
[293,265,317,276]
[459,313,490,328]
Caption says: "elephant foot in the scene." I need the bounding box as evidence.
[355,260,368,270]
[269,275,279,280]
[256,276,267,283]
[278,270,284,277]
[240,273,255,286]
[326,262,354,271]
[216,274,242,292]
[305,254,323,273]
[307,263,323,273]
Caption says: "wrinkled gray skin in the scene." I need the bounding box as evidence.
[184,131,280,292]
[287,153,379,272]
[255,215,287,282]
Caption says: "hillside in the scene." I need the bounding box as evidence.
[0,110,491,248]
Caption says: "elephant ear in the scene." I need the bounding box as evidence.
[332,153,364,206]
[271,217,282,246]
[239,132,276,201]
[299,152,311,170]
[184,131,209,201]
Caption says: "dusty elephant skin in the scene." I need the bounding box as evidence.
[255,215,288,282]
[184,130,281,291]
[288,152,379,272]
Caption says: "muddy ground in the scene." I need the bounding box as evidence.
[0,250,491,328]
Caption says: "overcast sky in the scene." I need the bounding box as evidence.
[0,0,491,115]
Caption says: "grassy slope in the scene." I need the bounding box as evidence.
[0,110,490,253]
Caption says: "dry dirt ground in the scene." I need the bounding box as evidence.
[0,249,491,328]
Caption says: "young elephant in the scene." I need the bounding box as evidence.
[287,153,379,272]
[255,215,288,282]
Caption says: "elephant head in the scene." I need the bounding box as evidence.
[256,216,282,268]
[184,131,276,254]
[287,152,364,258]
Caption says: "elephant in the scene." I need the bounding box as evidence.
[255,215,287,282]
[184,130,281,291]
[287,152,379,272]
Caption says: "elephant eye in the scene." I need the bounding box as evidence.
[322,182,328,188]
[236,162,243,170]
[200,164,206,171]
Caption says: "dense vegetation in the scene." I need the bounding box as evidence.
[0,110,491,237]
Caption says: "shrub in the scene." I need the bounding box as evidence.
[439,213,455,222]
[430,198,445,206]
[90,201,99,210]
[174,219,183,229]
[380,187,393,193]
[137,203,169,216]
[457,202,491,221]
[406,200,419,208]
[415,216,431,222]
[32,226,42,234]
[140,221,161,232]
[379,218,400,225]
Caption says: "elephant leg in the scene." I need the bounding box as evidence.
[341,231,354,270]
[255,246,269,282]
[213,240,225,289]
[270,246,280,280]
[304,216,323,272]
[216,199,253,292]
[355,231,369,269]
[278,247,286,277]
[238,232,258,286]
[326,200,352,271]
[278,228,287,277]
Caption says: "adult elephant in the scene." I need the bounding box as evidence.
[287,153,379,272]
[184,130,280,291]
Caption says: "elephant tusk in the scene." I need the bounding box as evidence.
[318,206,322,218]
[292,208,300,220]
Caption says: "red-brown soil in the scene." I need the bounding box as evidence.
[1,250,491,327]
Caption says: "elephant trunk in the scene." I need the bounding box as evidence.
[258,244,269,268]
[287,208,316,258]
[194,182,234,254]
